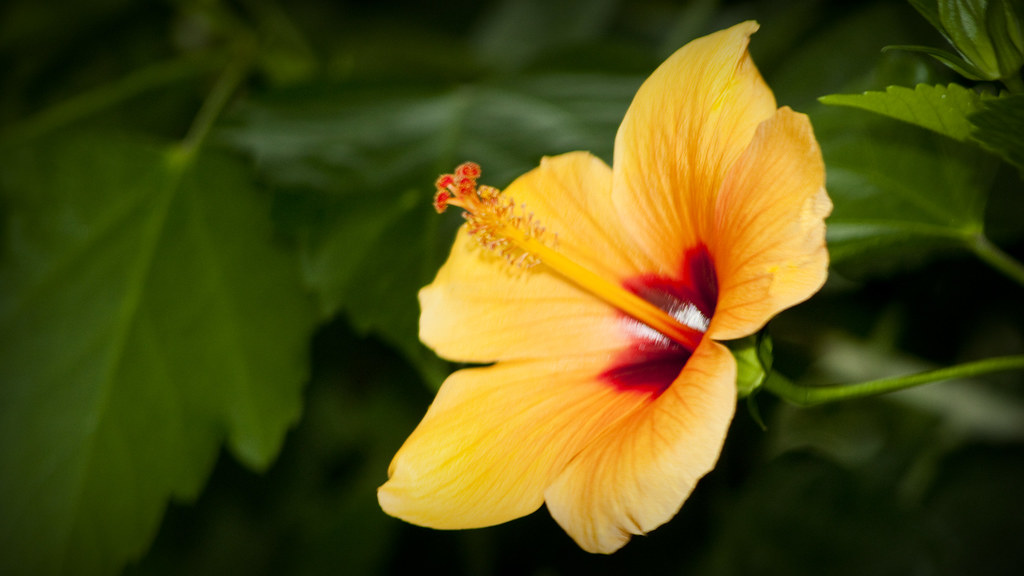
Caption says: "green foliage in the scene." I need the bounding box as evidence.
[819,83,986,141]
[126,329,428,576]
[813,103,995,270]
[0,132,315,575]
[902,0,1024,84]
[820,82,1024,172]
[221,75,642,384]
[768,2,1008,273]
[816,1,1024,275]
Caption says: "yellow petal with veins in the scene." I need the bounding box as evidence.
[544,338,736,553]
[708,107,831,340]
[378,353,654,529]
[611,21,776,272]
[420,152,647,364]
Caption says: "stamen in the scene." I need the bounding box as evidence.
[433,163,706,351]
[434,162,549,268]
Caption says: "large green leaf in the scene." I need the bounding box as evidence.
[821,85,1024,172]
[820,83,986,142]
[794,3,1011,274]
[125,325,429,576]
[813,103,997,272]
[223,74,640,384]
[0,131,315,576]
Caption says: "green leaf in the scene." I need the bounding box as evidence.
[986,0,1024,80]
[969,92,1024,169]
[902,0,1024,85]
[940,0,1000,77]
[884,43,990,79]
[820,83,986,142]
[0,131,316,576]
[223,74,640,384]
[813,103,997,272]
[127,327,428,576]
[938,0,1024,81]
[906,0,1024,82]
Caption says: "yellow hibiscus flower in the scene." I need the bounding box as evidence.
[378,21,831,554]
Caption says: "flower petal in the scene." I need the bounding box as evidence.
[505,152,656,278]
[544,339,737,553]
[611,20,777,271]
[378,354,654,529]
[707,107,831,340]
[420,152,645,364]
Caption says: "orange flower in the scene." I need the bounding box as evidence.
[377,21,831,553]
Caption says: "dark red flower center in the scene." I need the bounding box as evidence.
[600,245,718,396]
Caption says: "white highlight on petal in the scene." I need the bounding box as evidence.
[669,301,710,332]
[621,300,709,347]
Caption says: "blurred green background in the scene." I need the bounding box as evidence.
[1,0,1023,575]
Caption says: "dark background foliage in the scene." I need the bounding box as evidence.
[1,0,1022,575]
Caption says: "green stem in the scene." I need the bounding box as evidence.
[970,233,1024,288]
[765,355,1024,407]
[170,43,254,167]
[182,49,253,154]
[0,53,227,147]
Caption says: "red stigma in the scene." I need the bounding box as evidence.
[434,190,451,213]
[433,162,486,216]
[436,174,455,189]
[456,162,481,179]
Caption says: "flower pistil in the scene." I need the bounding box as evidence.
[434,161,705,352]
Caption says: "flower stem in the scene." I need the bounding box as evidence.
[764,355,1024,407]
[970,233,1024,288]
[175,44,254,161]
[0,53,226,147]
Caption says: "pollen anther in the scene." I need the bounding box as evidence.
[434,162,551,268]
